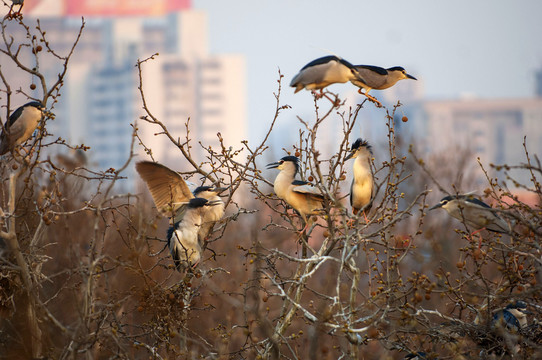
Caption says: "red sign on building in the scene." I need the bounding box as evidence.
[25,0,191,16]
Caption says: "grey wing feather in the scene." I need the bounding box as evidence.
[292,183,324,198]
[353,66,388,88]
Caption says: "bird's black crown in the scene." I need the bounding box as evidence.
[506,301,527,310]
[280,155,300,173]
[387,66,406,72]
[188,197,209,208]
[351,138,372,154]
[194,186,213,194]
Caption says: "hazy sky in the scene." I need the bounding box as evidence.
[194,0,542,140]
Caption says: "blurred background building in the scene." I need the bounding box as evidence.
[2,0,246,189]
[1,0,541,196]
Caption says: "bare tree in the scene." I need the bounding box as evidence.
[0,10,541,360]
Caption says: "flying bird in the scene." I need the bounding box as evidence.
[136,161,226,270]
[267,156,324,233]
[0,101,47,156]
[345,138,375,221]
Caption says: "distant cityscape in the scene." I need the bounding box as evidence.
[2,0,541,196]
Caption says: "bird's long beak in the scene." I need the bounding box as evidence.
[206,199,223,207]
[406,73,417,80]
[266,162,280,169]
[213,186,228,196]
[429,203,443,211]
[345,152,354,161]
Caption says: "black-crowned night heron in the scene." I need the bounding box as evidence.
[192,185,227,242]
[136,161,226,269]
[491,301,529,332]
[290,56,358,97]
[0,101,47,155]
[345,138,375,221]
[266,156,324,233]
[429,194,511,247]
[166,197,222,270]
[351,65,417,106]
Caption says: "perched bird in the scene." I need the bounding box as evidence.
[192,185,227,243]
[350,65,417,106]
[290,55,359,95]
[166,197,221,270]
[345,138,375,220]
[491,301,529,332]
[7,0,24,18]
[430,194,511,239]
[267,156,324,232]
[136,161,226,269]
[0,101,46,155]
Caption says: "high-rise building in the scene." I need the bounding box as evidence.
[409,97,542,187]
[1,2,246,191]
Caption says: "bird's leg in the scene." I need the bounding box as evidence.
[297,218,315,258]
[312,90,340,106]
[346,210,370,228]
[322,92,340,106]
[469,228,486,249]
[6,3,23,19]
[311,90,325,100]
[357,89,382,108]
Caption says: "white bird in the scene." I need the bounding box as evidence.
[290,55,359,94]
[136,161,226,269]
[267,156,324,232]
[166,197,221,270]
[192,185,227,243]
[345,138,375,220]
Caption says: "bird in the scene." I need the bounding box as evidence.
[491,301,529,332]
[166,197,221,270]
[6,0,24,18]
[350,65,417,106]
[135,161,226,269]
[266,156,324,233]
[192,185,227,243]
[429,194,511,247]
[0,101,46,156]
[345,138,375,221]
[290,55,359,98]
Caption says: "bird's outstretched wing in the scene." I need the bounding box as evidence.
[136,161,194,217]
